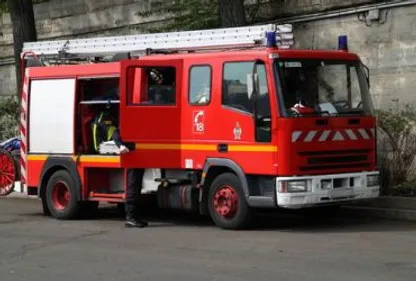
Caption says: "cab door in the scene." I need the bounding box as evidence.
[119,59,183,168]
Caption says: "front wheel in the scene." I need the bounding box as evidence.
[208,173,252,230]
[45,170,82,219]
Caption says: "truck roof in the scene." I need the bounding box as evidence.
[27,47,360,79]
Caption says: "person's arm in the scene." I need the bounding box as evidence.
[112,127,123,148]
[112,127,130,154]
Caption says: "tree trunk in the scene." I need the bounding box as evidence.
[218,0,246,28]
[7,0,37,97]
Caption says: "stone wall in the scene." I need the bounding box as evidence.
[0,0,168,95]
[0,0,412,109]
[293,4,416,108]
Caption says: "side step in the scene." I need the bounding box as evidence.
[88,191,124,203]
[154,178,192,185]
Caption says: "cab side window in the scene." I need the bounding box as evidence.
[189,65,211,105]
[128,66,176,105]
[222,61,270,116]
[222,61,272,143]
[145,67,176,105]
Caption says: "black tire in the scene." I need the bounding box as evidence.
[45,170,82,219]
[207,173,252,230]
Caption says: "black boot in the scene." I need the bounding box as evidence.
[125,217,148,228]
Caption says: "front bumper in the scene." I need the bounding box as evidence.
[276,171,380,209]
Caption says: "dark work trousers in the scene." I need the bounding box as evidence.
[125,168,145,219]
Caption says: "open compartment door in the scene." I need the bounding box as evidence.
[119,59,183,168]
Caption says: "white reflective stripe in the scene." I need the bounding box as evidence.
[20,131,26,144]
[318,130,331,142]
[304,131,317,142]
[345,129,358,140]
[359,129,370,139]
[21,99,27,118]
[371,128,375,138]
[333,131,344,141]
[292,131,302,142]
[20,147,26,160]
[20,166,27,179]
[23,81,28,95]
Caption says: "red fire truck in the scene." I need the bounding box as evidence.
[13,24,379,229]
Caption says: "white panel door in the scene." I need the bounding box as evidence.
[29,78,76,154]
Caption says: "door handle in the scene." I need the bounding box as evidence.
[217,144,228,153]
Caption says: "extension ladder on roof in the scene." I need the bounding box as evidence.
[22,23,294,59]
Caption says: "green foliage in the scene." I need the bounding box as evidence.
[0,0,48,13]
[0,96,19,141]
[376,104,416,197]
[137,0,264,32]
[388,181,416,197]
[137,0,221,32]
[0,0,6,12]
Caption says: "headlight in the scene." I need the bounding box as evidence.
[367,175,379,187]
[279,180,308,193]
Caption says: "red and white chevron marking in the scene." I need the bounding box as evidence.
[292,128,375,143]
[19,68,29,193]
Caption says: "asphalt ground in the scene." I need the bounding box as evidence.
[1,197,416,281]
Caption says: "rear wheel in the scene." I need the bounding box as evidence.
[208,173,252,230]
[46,170,82,219]
[0,148,17,196]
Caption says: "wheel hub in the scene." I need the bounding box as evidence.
[0,152,16,196]
[213,185,238,218]
[52,181,71,210]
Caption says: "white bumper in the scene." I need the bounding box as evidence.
[276,171,380,209]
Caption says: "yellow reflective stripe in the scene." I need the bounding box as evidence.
[74,156,120,163]
[135,143,217,151]
[27,155,48,161]
[27,154,120,163]
[228,145,278,152]
[93,123,98,151]
[107,126,116,141]
[93,112,104,152]
[135,143,277,152]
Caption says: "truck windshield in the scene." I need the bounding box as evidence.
[274,59,374,117]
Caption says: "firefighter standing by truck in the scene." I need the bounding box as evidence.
[92,102,148,228]
[91,68,167,228]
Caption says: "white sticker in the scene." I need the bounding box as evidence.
[185,159,194,169]
[193,110,205,134]
[285,61,302,68]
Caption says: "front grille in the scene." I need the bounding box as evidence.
[300,163,371,171]
[299,149,372,171]
[299,149,370,156]
[307,155,367,165]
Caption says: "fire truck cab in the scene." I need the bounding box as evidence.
[19,25,379,229]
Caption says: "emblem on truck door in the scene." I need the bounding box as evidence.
[233,122,242,140]
[193,110,205,134]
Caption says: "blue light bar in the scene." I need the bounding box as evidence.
[338,35,348,51]
[266,31,277,48]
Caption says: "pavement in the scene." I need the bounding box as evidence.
[1,197,416,281]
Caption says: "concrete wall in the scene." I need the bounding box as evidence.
[293,4,416,109]
[254,0,380,21]
[0,0,413,110]
[0,0,167,95]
